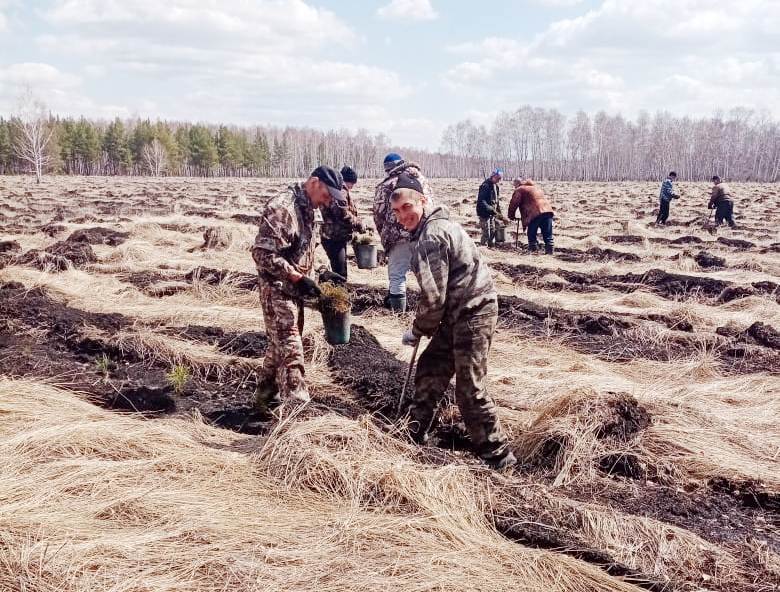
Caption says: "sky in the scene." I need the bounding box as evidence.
[0,0,778,150]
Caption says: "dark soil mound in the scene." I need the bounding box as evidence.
[105,385,176,412]
[717,237,755,249]
[0,240,21,254]
[694,250,726,268]
[709,478,780,512]
[17,240,97,271]
[596,395,651,440]
[231,214,263,226]
[204,407,270,435]
[184,266,257,290]
[670,235,704,245]
[609,268,730,298]
[170,325,268,358]
[66,227,129,246]
[605,235,644,244]
[328,324,411,415]
[746,322,780,350]
[40,223,67,237]
[717,286,755,303]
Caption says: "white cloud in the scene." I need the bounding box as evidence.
[377,0,438,22]
[531,0,584,6]
[442,0,780,119]
[0,62,130,118]
[44,0,357,52]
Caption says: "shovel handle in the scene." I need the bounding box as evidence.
[397,340,420,418]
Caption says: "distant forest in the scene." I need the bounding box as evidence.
[1,106,778,181]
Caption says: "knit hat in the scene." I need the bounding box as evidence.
[392,172,424,195]
[340,166,358,184]
[383,152,404,172]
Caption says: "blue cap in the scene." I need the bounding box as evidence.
[492,167,504,177]
[384,152,403,164]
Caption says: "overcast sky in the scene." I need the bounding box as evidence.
[1,0,778,149]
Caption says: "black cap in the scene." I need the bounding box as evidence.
[340,166,358,184]
[311,165,346,204]
[392,172,424,195]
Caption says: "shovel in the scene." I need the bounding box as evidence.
[396,340,420,418]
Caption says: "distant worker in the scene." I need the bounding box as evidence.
[373,152,434,312]
[320,166,366,281]
[656,171,680,225]
[708,175,736,229]
[508,177,555,254]
[251,165,345,408]
[476,168,508,248]
[392,173,516,470]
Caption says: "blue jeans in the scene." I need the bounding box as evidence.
[527,212,554,250]
[387,240,412,295]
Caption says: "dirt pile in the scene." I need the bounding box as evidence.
[184,266,258,290]
[518,390,652,483]
[66,226,129,246]
[694,250,726,268]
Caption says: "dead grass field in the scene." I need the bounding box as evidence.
[0,175,778,592]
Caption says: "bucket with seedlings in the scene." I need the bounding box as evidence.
[319,282,352,344]
[352,233,378,269]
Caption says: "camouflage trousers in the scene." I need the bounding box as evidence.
[479,217,505,247]
[258,278,308,400]
[407,303,510,463]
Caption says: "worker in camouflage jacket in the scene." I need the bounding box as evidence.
[708,175,736,228]
[251,165,345,408]
[656,171,680,225]
[373,152,433,312]
[320,166,366,281]
[392,172,515,470]
[476,168,508,247]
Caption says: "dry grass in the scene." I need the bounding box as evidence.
[1,176,778,592]
[0,378,645,592]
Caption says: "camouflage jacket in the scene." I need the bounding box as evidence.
[659,178,680,203]
[321,188,363,243]
[373,162,433,252]
[251,184,319,295]
[409,205,497,338]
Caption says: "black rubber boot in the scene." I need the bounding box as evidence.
[528,243,539,254]
[484,449,517,470]
[254,378,281,412]
[544,243,554,255]
[388,293,407,313]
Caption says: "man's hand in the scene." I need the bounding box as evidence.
[295,276,322,298]
[401,329,419,346]
[319,269,346,285]
[498,214,510,224]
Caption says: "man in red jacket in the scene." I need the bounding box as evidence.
[508,177,555,254]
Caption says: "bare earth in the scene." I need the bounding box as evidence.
[0,175,778,592]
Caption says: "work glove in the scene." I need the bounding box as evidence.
[401,329,419,346]
[295,276,322,298]
[319,269,346,285]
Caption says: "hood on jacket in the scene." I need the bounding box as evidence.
[380,161,422,184]
[412,205,448,240]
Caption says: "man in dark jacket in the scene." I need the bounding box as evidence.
[508,177,555,254]
[320,165,365,280]
[391,173,515,470]
[476,168,507,248]
[656,171,680,225]
[708,175,736,228]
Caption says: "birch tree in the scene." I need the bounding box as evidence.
[12,93,54,183]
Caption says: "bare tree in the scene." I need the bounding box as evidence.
[143,138,167,176]
[12,91,54,184]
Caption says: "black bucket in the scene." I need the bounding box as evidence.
[321,308,351,344]
[495,225,506,244]
[355,243,378,269]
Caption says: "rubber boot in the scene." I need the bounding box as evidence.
[544,243,555,255]
[388,293,407,313]
[528,243,539,255]
[484,449,517,470]
[254,377,281,412]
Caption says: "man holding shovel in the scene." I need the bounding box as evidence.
[251,165,345,408]
[708,175,737,229]
[392,173,515,470]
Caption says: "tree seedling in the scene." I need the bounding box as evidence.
[166,364,191,395]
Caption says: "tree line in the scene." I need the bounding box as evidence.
[1,106,778,181]
[442,107,780,182]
